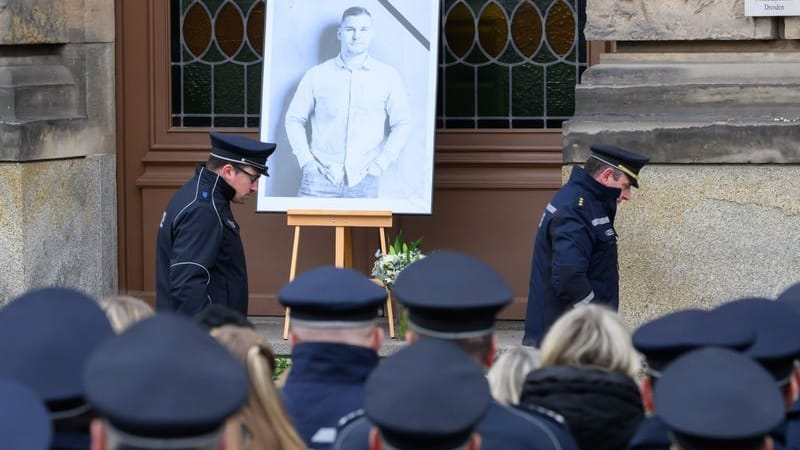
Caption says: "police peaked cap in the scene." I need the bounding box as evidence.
[777,281,800,316]
[633,308,755,375]
[365,338,491,450]
[392,250,512,338]
[655,347,784,450]
[83,313,248,441]
[209,132,276,175]
[278,266,387,327]
[712,297,800,384]
[589,144,650,188]
[0,287,114,417]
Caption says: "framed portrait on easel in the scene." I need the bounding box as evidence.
[256,0,440,215]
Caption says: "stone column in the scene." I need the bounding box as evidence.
[563,0,800,325]
[0,0,116,304]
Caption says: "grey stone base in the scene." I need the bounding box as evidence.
[0,155,117,305]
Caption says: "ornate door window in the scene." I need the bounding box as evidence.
[171,0,265,127]
[439,0,586,129]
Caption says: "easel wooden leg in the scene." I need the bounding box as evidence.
[379,227,395,338]
[335,226,353,268]
[283,225,301,340]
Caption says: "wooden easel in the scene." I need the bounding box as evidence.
[283,209,395,339]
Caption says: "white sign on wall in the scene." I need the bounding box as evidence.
[745,0,800,16]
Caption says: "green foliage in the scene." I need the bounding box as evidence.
[273,356,291,381]
[387,230,423,256]
[397,308,409,340]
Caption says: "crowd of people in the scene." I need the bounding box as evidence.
[3,121,795,448]
[1,249,799,450]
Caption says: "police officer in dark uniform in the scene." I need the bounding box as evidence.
[156,132,276,315]
[0,288,115,450]
[279,266,388,449]
[523,144,650,345]
[712,298,800,450]
[627,308,755,450]
[363,338,491,450]
[83,313,248,450]
[778,283,800,450]
[335,250,580,450]
[655,347,785,450]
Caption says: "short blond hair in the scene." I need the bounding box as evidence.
[539,304,639,379]
[96,295,154,333]
[486,345,540,405]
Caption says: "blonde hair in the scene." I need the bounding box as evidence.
[211,326,305,450]
[96,295,154,333]
[539,304,640,379]
[486,346,540,405]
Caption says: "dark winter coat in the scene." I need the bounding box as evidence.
[520,365,644,450]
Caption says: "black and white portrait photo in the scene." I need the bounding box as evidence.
[257,0,439,214]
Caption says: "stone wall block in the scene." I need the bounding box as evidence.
[605,166,800,328]
[784,17,800,39]
[0,165,25,304]
[82,44,115,133]
[19,156,116,303]
[0,0,68,44]
[586,0,777,40]
[82,0,114,42]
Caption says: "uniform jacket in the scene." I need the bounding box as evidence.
[627,410,800,450]
[51,431,91,450]
[783,399,800,450]
[333,400,580,450]
[282,342,379,450]
[626,415,671,450]
[156,165,249,315]
[524,166,621,343]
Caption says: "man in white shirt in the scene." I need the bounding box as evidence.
[285,6,411,198]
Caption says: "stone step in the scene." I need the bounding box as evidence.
[250,316,527,357]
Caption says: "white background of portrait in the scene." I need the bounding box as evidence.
[257,0,438,214]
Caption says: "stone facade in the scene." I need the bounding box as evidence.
[565,0,800,326]
[0,0,116,304]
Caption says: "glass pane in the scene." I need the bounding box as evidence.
[478,65,509,116]
[546,62,576,117]
[438,0,586,129]
[444,64,475,117]
[214,63,244,114]
[171,0,264,128]
[511,63,543,116]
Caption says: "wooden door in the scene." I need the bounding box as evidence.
[116,0,607,318]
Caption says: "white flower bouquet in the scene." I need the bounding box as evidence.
[371,231,424,288]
